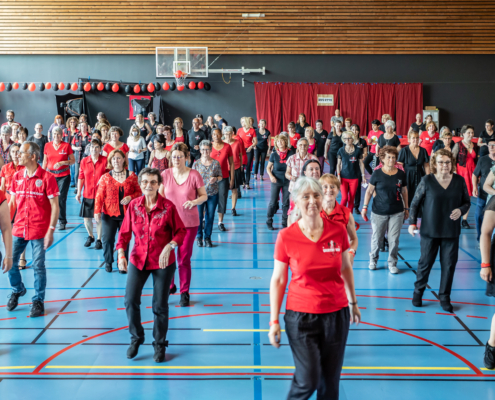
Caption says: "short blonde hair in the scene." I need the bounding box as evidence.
[173,117,183,126]
[341,131,355,141]
[319,173,341,190]
[407,130,420,140]
[304,126,315,137]
[273,134,289,150]
[426,121,438,131]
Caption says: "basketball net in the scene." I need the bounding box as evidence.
[174,70,188,89]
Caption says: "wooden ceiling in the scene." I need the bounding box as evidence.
[2,1,495,54]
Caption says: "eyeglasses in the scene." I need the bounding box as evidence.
[343,137,353,140]
[488,144,495,148]
[141,180,159,186]
[172,155,185,160]
[437,161,452,165]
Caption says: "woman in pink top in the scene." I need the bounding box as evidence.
[159,142,207,307]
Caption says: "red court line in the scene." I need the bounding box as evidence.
[88,309,107,313]
[175,305,195,307]
[436,313,456,316]
[58,312,77,315]
[232,304,252,306]
[406,310,426,314]
[467,315,488,319]
[0,317,16,321]
[261,304,270,306]
[116,308,125,310]
[204,305,223,307]
[376,308,395,311]
[358,307,367,310]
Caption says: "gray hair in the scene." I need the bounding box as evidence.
[23,141,41,161]
[35,123,43,129]
[290,176,324,203]
[6,110,14,116]
[385,120,396,130]
[1,125,12,135]
[199,139,212,149]
[52,126,63,136]
[439,126,450,136]
[296,137,309,146]
[138,167,163,185]
[147,112,156,119]
[223,126,234,133]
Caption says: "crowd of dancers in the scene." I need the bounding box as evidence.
[0,108,494,399]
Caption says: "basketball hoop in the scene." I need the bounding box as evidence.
[174,70,188,90]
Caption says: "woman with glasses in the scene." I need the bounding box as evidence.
[193,140,222,248]
[409,149,470,313]
[159,143,207,307]
[336,131,365,211]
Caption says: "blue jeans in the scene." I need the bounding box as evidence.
[8,237,47,302]
[70,164,76,185]
[129,158,145,175]
[197,193,219,239]
[476,197,487,242]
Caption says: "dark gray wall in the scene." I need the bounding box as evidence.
[0,54,494,135]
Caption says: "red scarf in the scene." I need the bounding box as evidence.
[279,150,288,163]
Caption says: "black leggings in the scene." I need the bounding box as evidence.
[102,215,128,266]
[328,152,338,175]
[254,148,268,176]
[364,152,375,175]
[244,150,255,185]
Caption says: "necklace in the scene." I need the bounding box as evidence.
[301,226,316,240]
[345,145,354,155]
[113,169,125,177]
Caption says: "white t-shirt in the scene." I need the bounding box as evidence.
[127,136,147,160]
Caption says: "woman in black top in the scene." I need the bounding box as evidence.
[376,120,401,155]
[408,113,426,135]
[351,124,367,213]
[362,146,408,273]
[314,119,328,173]
[295,113,310,136]
[253,119,271,180]
[398,130,430,204]
[409,149,470,313]
[324,120,344,175]
[432,129,455,153]
[479,119,495,158]
[266,134,294,230]
[336,132,365,211]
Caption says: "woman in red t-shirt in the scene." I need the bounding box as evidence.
[173,117,186,143]
[419,121,440,156]
[269,176,360,400]
[223,126,245,216]
[42,126,75,230]
[287,122,301,150]
[102,126,129,164]
[164,126,176,152]
[237,117,257,189]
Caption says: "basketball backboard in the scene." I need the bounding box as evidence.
[156,47,208,78]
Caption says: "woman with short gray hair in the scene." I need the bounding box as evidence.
[375,119,401,156]
[269,176,360,400]
[193,140,222,248]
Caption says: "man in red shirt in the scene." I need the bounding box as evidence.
[6,141,60,318]
[1,110,22,128]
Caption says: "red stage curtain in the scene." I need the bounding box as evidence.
[395,83,423,138]
[367,83,396,132]
[281,83,314,131]
[339,83,367,136]
[254,82,282,136]
[312,83,339,132]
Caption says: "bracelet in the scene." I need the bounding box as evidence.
[5,256,13,259]
[362,205,368,209]
[269,320,279,327]
[348,249,356,256]
[49,226,56,231]
[349,302,358,306]
[481,263,491,269]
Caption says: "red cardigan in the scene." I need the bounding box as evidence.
[94,172,142,217]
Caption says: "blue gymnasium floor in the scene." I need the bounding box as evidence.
[0,173,494,400]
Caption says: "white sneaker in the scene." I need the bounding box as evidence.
[369,262,377,270]
[389,265,399,274]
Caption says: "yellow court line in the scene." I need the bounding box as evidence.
[481,368,495,371]
[0,366,35,369]
[203,329,285,332]
[45,365,470,371]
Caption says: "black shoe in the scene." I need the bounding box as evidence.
[440,300,453,313]
[205,238,212,247]
[412,292,423,307]
[462,220,470,229]
[484,342,495,369]
[59,223,66,231]
[266,221,274,230]
[84,236,95,247]
[127,340,143,359]
[153,342,166,363]
[95,240,102,250]
[119,270,127,274]
[105,263,112,273]
[218,223,226,232]
[354,207,360,215]
[170,284,177,294]
[179,292,190,307]
[196,237,204,247]
[30,300,45,318]
[231,209,238,216]
[6,288,27,311]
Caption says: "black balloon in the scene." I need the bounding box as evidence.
[170,82,176,91]
[124,85,131,94]
[6,83,12,91]
[53,83,59,92]
[39,83,45,92]
[66,83,71,90]
[105,82,111,91]
[22,83,28,90]
[204,82,211,91]
[91,82,97,91]
[154,82,161,91]
[140,84,147,93]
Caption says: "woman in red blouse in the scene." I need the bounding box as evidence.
[223,126,245,216]
[42,127,75,230]
[95,149,142,273]
[173,117,186,143]
[237,117,257,189]
[76,139,108,250]
[102,126,129,163]
[116,167,186,363]
[164,126,176,152]
[269,176,360,400]
[210,128,234,231]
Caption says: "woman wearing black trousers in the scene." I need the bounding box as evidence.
[253,119,270,180]
[324,120,344,175]
[409,149,470,313]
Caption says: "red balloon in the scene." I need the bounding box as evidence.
[45,82,52,90]
[147,83,155,93]
[162,82,170,91]
[59,82,65,90]
[188,81,196,90]
[112,83,119,92]
[71,83,78,91]
[97,82,104,91]
[133,84,140,94]
[12,82,19,90]
[177,85,185,92]
[84,82,91,92]
[28,83,36,92]
[197,81,204,89]
[0,82,4,92]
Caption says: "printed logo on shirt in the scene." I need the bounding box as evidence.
[396,179,402,201]
[16,179,24,186]
[35,179,43,188]
[350,156,357,163]
[322,240,341,256]
[59,149,67,155]
[195,136,200,140]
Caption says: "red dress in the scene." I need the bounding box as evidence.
[456,142,476,196]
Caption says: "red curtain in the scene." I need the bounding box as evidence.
[395,83,423,137]
[367,83,396,132]
[312,83,339,132]
[254,82,282,136]
[281,83,314,130]
[339,83,368,136]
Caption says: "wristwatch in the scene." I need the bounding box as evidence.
[169,243,177,250]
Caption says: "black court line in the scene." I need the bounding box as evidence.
[397,252,432,289]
